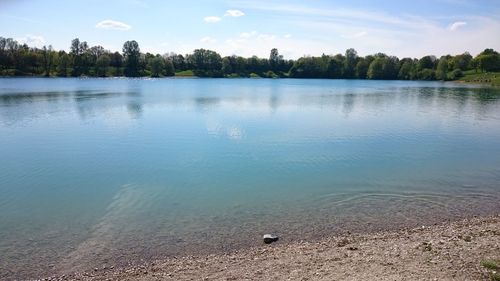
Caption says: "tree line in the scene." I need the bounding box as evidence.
[0,36,499,80]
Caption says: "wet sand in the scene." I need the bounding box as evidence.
[43,215,500,281]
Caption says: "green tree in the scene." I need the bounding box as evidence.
[450,52,472,71]
[367,58,385,79]
[167,53,187,71]
[417,69,436,80]
[398,59,416,80]
[221,55,248,76]
[221,57,232,75]
[89,46,105,63]
[41,45,54,76]
[1,34,499,81]
[436,57,448,80]
[109,52,123,76]
[384,56,399,79]
[69,38,89,76]
[269,48,282,72]
[0,37,8,71]
[235,56,248,75]
[148,56,165,77]
[417,55,436,71]
[327,57,342,78]
[474,49,500,72]
[343,48,358,78]
[122,40,141,77]
[164,59,175,76]
[355,59,369,79]
[367,56,398,80]
[95,54,110,77]
[56,52,69,76]
[188,49,222,77]
[246,56,265,75]
[289,56,328,78]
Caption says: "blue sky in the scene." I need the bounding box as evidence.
[1,0,499,59]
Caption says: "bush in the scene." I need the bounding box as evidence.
[450,69,464,80]
[417,69,436,80]
[263,70,278,78]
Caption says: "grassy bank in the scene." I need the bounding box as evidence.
[174,70,195,77]
[458,71,500,86]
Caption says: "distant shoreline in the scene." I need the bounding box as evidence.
[1,75,498,89]
[0,75,497,85]
[46,215,500,281]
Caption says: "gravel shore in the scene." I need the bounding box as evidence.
[43,215,500,281]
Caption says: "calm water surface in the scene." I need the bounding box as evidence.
[1,78,500,279]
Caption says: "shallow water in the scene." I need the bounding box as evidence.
[1,78,500,279]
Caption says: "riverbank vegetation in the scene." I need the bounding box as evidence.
[458,70,500,86]
[1,37,499,84]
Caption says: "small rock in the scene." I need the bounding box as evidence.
[422,242,432,251]
[337,238,350,247]
[263,234,279,244]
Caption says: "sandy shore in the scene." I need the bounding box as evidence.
[42,215,500,281]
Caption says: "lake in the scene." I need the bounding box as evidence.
[1,78,500,279]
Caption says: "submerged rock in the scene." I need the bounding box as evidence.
[263,234,279,244]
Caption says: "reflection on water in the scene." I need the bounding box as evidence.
[0,78,500,279]
[1,79,499,125]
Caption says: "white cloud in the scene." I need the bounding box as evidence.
[204,16,221,23]
[234,1,415,27]
[162,2,500,60]
[15,34,45,47]
[284,34,292,38]
[342,31,367,39]
[95,20,131,31]
[240,31,257,38]
[225,10,245,17]
[448,21,467,31]
[200,36,217,43]
[239,31,276,41]
[257,34,276,41]
[221,31,317,58]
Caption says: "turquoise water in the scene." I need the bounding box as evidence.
[1,78,500,279]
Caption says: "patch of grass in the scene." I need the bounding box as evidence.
[458,71,500,86]
[482,260,500,281]
[175,70,195,77]
[482,260,499,271]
